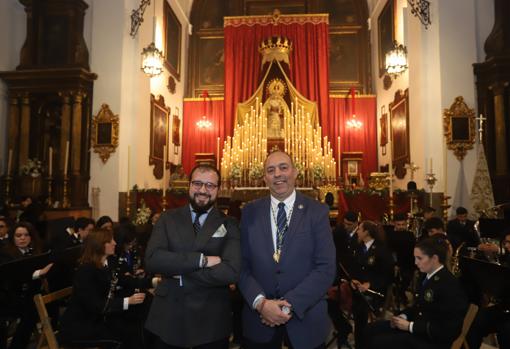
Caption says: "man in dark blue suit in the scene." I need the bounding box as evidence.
[238,151,336,349]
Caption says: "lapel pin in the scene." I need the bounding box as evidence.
[298,204,304,209]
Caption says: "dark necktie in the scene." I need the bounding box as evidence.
[277,202,287,237]
[193,211,204,235]
[362,244,368,254]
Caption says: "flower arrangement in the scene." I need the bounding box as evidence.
[133,199,152,225]
[295,162,304,180]
[21,158,43,178]
[249,164,264,180]
[229,163,242,180]
[312,164,325,180]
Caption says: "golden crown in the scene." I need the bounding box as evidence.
[258,36,293,56]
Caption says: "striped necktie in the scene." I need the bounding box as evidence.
[193,211,204,235]
[277,202,287,237]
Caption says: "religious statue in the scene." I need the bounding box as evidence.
[266,78,287,138]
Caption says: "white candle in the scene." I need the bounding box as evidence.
[127,146,130,192]
[429,158,433,173]
[443,144,447,194]
[7,149,12,176]
[64,141,69,176]
[216,137,220,168]
[48,147,53,177]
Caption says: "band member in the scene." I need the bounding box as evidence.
[0,222,53,349]
[447,207,478,251]
[364,236,468,349]
[344,220,393,348]
[59,228,147,349]
[239,151,336,349]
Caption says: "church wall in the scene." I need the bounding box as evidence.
[0,0,25,175]
[85,0,190,220]
[370,0,494,214]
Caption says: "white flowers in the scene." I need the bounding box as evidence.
[133,199,152,225]
[21,158,43,178]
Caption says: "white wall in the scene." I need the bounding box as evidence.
[370,0,494,212]
[0,0,25,175]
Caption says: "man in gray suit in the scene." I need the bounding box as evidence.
[145,163,241,349]
[238,151,336,349]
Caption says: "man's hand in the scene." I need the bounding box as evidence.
[39,263,54,276]
[351,279,370,293]
[391,316,410,332]
[206,256,221,267]
[128,292,146,305]
[257,299,291,327]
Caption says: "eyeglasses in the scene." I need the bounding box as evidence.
[190,180,218,191]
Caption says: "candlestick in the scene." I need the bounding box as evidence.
[46,177,53,207]
[62,175,70,208]
[64,141,69,176]
[337,136,341,181]
[429,158,433,173]
[48,147,53,177]
[217,137,220,168]
[127,146,130,192]
[7,149,12,176]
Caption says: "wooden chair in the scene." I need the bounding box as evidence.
[451,303,479,349]
[33,287,73,349]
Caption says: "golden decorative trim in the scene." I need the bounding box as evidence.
[224,13,329,27]
[184,97,224,102]
[91,104,119,164]
[443,96,475,161]
[329,94,376,98]
[317,184,340,206]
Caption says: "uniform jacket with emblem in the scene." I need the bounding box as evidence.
[144,205,241,347]
[402,267,467,347]
[351,240,394,294]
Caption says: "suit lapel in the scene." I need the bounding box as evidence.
[175,206,195,249]
[260,197,275,258]
[193,207,223,250]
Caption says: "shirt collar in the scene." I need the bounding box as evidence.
[426,265,444,280]
[270,190,296,210]
[364,239,375,251]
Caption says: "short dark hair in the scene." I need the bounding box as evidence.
[416,236,448,264]
[360,220,385,241]
[96,216,113,229]
[456,206,468,215]
[344,211,358,223]
[424,217,444,231]
[393,212,407,221]
[74,217,94,231]
[189,164,221,185]
[423,206,436,214]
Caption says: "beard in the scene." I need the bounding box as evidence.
[189,192,216,213]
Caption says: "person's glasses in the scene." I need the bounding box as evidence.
[190,180,218,191]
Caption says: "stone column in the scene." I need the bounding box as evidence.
[71,91,84,174]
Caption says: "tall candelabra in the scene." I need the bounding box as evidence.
[126,190,131,218]
[62,175,70,208]
[161,189,167,211]
[3,176,12,207]
[425,172,437,207]
[441,195,451,223]
[46,176,53,207]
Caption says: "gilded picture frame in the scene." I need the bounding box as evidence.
[390,89,410,179]
[150,94,170,179]
[163,1,181,80]
[443,96,475,161]
[378,0,395,77]
[91,103,119,163]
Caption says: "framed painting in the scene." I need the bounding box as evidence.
[443,96,476,160]
[163,1,181,80]
[390,89,410,179]
[380,105,388,155]
[172,107,181,154]
[377,0,395,77]
[198,36,225,88]
[329,31,360,87]
[150,94,170,179]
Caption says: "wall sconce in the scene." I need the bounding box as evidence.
[346,87,363,130]
[407,0,431,29]
[385,41,408,77]
[196,116,212,129]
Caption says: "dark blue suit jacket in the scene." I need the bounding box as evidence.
[238,192,336,349]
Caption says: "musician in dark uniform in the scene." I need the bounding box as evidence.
[340,220,394,349]
[364,236,468,349]
[329,211,360,347]
[0,222,53,349]
[466,231,510,349]
[0,216,10,251]
[50,217,94,251]
[59,228,150,349]
[447,207,479,251]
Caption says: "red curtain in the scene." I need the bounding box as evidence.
[224,15,330,134]
[329,96,378,180]
[182,99,225,174]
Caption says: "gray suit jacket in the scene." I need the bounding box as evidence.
[145,205,241,347]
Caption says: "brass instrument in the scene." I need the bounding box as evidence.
[451,242,466,277]
[103,266,119,314]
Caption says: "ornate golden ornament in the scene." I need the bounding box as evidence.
[91,104,119,163]
[318,184,340,205]
[273,250,281,263]
[368,172,390,191]
[443,96,476,161]
[259,36,293,66]
[424,288,434,302]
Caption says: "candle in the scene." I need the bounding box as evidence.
[7,148,12,176]
[48,147,53,177]
[443,144,448,194]
[429,158,433,173]
[64,141,69,176]
[127,146,130,192]
[163,145,167,192]
[337,136,341,178]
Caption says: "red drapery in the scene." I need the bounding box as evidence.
[329,96,378,180]
[224,15,330,133]
[182,98,225,174]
